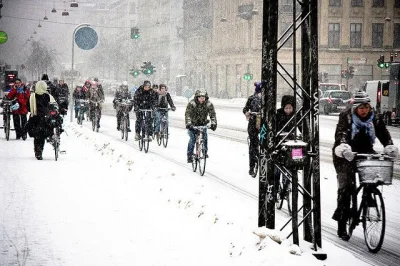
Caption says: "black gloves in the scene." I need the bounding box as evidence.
[186,123,192,130]
[210,123,217,131]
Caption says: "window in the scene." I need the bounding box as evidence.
[351,0,363,7]
[328,23,340,48]
[372,0,384,7]
[329,0,341,6]
[394,24,400,48]
[280,22,293,48]
[350,23,362,48]
[395,0,400,8]
[372,23,384,48]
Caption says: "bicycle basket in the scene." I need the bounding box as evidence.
[118,102,133,113]
[356,158,394,185]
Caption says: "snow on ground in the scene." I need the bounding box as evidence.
[0,116,369,266]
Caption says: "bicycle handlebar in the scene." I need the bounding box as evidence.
[157,107,170,111]
[354,153,394,160]
[192,125,210,130]
[138,109,153,112]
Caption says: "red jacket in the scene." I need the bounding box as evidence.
[7,84,30,115]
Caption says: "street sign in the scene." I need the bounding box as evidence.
[347,57,366,64]
[75,27,98,50]
[184,88,193,99]
[0,31,8,44]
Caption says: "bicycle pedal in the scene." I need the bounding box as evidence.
[60,150,66,154]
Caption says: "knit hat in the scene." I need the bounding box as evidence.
[353,90,371,109]
[143,80,151,87]
[254,82,262,93]
[281,95,295,108]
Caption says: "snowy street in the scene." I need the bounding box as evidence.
[0,99,399,265]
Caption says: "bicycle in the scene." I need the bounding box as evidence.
[118,99,133,141]
[191,125,209,176]
[90,100,101,132]
[156,107,170,148]
[275,168,292,214]
[347,153,394,253]
[137,109,153,153]
[1,99,12,141]
[76,99,89,125]
[47,104,62,161]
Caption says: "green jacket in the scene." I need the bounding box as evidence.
[185,98,217,127]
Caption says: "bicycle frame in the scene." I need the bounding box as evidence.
[191,125,208,176]
[119,101,132,141]
[157,108,170,147]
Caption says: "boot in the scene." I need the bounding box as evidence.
[337,220,350,241]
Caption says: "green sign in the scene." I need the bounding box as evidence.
[0,31,8,44]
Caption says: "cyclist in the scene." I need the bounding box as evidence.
[332,90,397,241]
[154,84,176,140]
[113,81,133,131]
[56,79,70,116]
[185,89,217,163]
[26,80,58,160]
[72,85,89,118]
[243,82,262,176]
[133,80,157,141]
[88,81,105,129]
[7,78,30,140]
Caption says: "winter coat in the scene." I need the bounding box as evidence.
[26,81,57,138]
[88,87,105,103]
[243,93,261,132]
[113,86,133,110]
[133,85,157,110]
[73,86,88,102]
[7,84,30,115]
[156,91,175,109]
[185,93,217,127]
[332,108,393,173]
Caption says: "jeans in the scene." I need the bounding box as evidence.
[154,111,168,133]
[187,128,208,158]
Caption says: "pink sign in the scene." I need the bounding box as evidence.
[292,148,303,159]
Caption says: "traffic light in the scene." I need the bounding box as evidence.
[141,61,156,75]
[341,70,347,78]
[377,55,385,68]
[243,72,253,80]
[390,52,394,62]
[348,66,354,78]
[131,27,140,39]
[129,69,140,77]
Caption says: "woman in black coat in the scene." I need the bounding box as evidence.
[27,80,57,160]
[332,90,397,240]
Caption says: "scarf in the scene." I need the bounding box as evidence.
[29,80,56,116]
[351,112,375,144]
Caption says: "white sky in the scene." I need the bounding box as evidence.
[0,96,393,265]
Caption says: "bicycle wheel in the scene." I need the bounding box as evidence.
[124,117,128,141]
[54,128,59,161]
[276,183,284,210]
[162,124,168,148]
[120,117,125,139]
[144,134,150,153]
[198,143,207,176]
[5,114,10,141]
[348,185,360,238]
[363,188,385,253]
[138,136,143,151]
[157,124,162,146]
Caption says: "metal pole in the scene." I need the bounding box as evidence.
[70,23,90,122]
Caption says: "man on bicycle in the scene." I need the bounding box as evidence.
[185,89,217,163]
[133,80,157,141]
[88,81,105,129]
[154,84,176,140]
[332,90,397,241]
[243,82,261,176]
[113,81,133,131]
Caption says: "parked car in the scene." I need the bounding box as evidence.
[319,90,353,115]
[319,83,346,94]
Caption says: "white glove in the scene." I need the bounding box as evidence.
[342,149,355,161]
[334,143,351,158]
[384,145,399,158]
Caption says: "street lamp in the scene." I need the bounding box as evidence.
[70,23,90,122]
